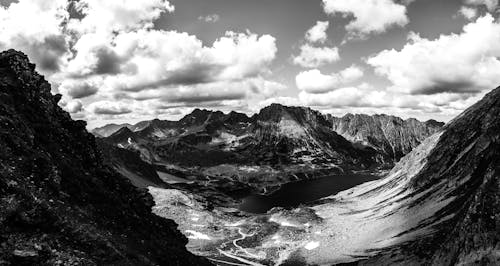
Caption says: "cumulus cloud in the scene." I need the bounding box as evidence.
[465,0,498,11]
[58,80,99,99]
[292,44,340,68]
[296,84,481,118]
[305,21,329,43]
[65,100,83,113]
[0,0,70,72]
[367,15,500,95]
[458,6,478,20]
[322,0,409,37]
[0,0,281,121]
[198,14,220,23]
[89,101,133,115]
[67,0,174,35]
[296,65,363,93]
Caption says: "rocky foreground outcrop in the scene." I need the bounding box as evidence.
[328,113,443,163]
[0,50,211,265]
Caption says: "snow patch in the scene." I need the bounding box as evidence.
[304,241,320,250]
[185,230,211,240]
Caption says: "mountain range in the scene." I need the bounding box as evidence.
[147,84,500,265]
[96,103,443,172]
[2,49,499,265]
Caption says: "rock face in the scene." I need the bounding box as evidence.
[328,113,443,163]
[0,50,211,265]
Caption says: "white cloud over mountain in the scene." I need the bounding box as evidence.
[367,15,500,95]
[296,66,363,93]
[1,0,499,126]
[0,0,283,121]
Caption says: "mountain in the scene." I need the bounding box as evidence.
[91,123,132,137]
[328,113,444,162]
[286,86,500,265]
[103,104,379,170]
[100,106,440,171]
[0,50,211,265]
[148,85,500,265]
[97,139,167,189]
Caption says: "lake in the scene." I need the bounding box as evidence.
[238,173,378,213]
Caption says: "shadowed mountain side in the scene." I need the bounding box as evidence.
[0,50,211,265]
[361,86,500,265]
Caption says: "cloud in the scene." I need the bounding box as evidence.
[458,6,478,20]
[367,15,500,95]
[89,101,132,115]
[65,100,83,113]
[59,80,99,99]
[305,21,329,43]
[296,84,481,118]
[115,77,285,106]
[322,0,409,37]
[198,14,220,23]
[93,30,277,94]
[296,65,363,93]
[0,0,70,72]
[465,0,498,11]
[67,0,174,35]
[292,44,340,68]
[0,0,281,121]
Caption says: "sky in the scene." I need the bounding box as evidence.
[1,0,500,129]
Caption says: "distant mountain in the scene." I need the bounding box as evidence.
[103,104,379,170]
[91,123,132,137]
[0,50,210,265]
[328,113,444,162]
[100,107,442,170]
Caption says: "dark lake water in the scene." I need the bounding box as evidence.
[239,174,378,214]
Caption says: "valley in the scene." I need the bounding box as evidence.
[1,49,499,266]
[95,86,500,265]
[93,95,453,265]
[2,0,500,265]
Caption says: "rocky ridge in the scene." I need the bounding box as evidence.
[328,113,444,162]
[0,50,211,265]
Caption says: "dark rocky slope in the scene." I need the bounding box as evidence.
[97,139,167,189]
[328,113,443,162]
[358,86,500,265]
[0,50,211,265]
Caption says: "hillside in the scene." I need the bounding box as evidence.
[0,50,211,265]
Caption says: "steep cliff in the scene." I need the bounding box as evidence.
[0,50,211,265]
[328,113,443,162]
